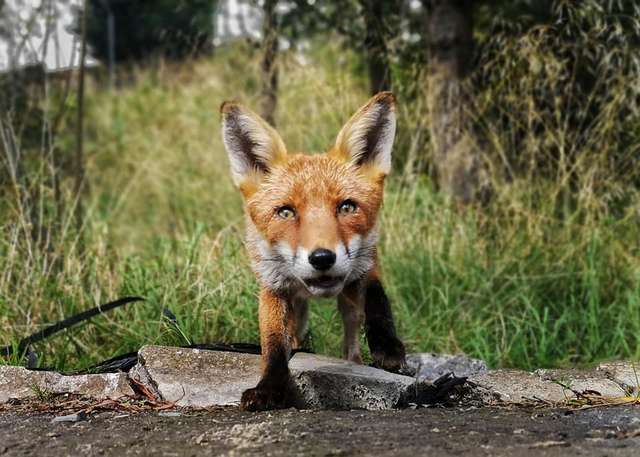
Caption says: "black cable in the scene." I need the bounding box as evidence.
[1,296,145,358]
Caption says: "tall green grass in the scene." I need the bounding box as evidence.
[1,34,639,371]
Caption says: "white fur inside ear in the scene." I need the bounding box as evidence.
[222,109,283,185]
[337,101,396,174]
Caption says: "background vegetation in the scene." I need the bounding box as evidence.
[1,0,639,372]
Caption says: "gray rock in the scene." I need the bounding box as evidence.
[469,369,567,404]
[133,345,262,407]
[598,362,640,395]
[51,412,87,423]
[536,368,626,398]
[289,353,415,410]
[0,365,134,404]
[132,347,422,410]
[128,362,160,398]
[469,368,628,405]
[120,345,640,410]
[406,353,487,380]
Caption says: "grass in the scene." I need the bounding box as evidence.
[1,36,639,372]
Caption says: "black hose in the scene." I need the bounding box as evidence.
[1,296,145,358]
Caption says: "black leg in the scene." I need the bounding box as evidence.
[364,279,406,372]
[240,335,292,411]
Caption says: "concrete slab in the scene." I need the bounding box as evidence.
[537,368,626,398]
[0,365,133,404]
[132,345,262,407]
[598,362,640,395]
[469,369,567,404]
[4,347,633,410]
[289,353,415,410]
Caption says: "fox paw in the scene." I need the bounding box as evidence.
[371,337,407,373]
[240,384,288,412]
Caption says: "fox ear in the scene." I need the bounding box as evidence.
[220,101,287,186]
[331,92,396,175]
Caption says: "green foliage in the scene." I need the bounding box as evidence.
[83,0,217,63]
[473,0,640,193]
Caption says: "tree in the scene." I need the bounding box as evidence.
[361,0,392,94]
[82,0,217,64]
[423,0,485,203]
[276,0,405,95]
[418,0,552,203]
[260,0,278,126]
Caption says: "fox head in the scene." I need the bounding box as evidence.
[221,92,396,297]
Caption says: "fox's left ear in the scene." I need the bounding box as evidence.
[331,92,396,175]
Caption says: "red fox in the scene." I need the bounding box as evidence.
[221,92,406,411]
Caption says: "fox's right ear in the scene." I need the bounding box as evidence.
[220,101,287,188]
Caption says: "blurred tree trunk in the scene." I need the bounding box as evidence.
[75,0,88,235]
[362,0,390,94]
[425,0,486,204]
[260,0,278,126]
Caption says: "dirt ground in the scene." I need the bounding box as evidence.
[1,405,640,456]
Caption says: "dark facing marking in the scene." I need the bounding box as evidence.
[356,100,391,167]
[240,334,292,411]
[261,334,291,384]
[364,279,406,370]
[224,110,269,174]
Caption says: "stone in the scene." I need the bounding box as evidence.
[598,362,640,395]
[0,365,133,404]
[51,412,87,423]
[406,352,487,380]
[289,353,415,410]
[132,345,262,407]
[469,369,567,404]
[536,368,626,398]
[133,347,424,410]
[469,368,628,405]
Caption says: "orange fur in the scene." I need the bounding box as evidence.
[246,154,383,257]
[221,92,405,411]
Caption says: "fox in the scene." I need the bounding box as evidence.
[220,92,406,411]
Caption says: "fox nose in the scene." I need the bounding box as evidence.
[308,248,336,271]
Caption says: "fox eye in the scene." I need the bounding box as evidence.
[276,205,296,220]
[338,199,357,215]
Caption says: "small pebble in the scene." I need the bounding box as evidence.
[51,412,86,423]
[158,411,181,418]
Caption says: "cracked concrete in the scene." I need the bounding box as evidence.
[599,362,640,395]
[130,345,261,407]
[1,348,638,410]
[289,352,416,409]
[0,365,133,403]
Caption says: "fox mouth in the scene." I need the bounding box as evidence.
[305,275,344,290]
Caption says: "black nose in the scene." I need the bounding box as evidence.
[308,248,336,271]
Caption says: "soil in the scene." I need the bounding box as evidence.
[2,405,640,456]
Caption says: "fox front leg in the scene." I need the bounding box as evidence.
[286,298,309,351]
[240,288,292,411]
[363,276,406,372]
[337,283,365,364]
